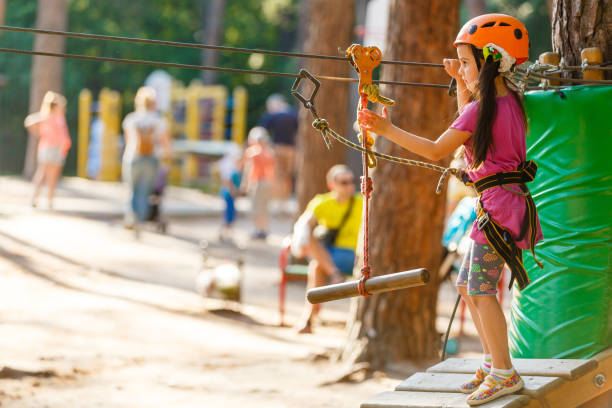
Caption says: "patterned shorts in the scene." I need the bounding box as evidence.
[456,241,505,296]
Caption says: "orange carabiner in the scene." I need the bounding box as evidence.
[346,44,382,95]
[346,44,386,168]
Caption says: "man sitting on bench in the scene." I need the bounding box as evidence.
[291,165,362,333]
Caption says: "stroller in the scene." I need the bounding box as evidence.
[146,165,169,233]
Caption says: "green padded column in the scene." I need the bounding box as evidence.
[509,86,612,359]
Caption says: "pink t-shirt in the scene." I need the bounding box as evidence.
[449,93,543,250]
[38,113,72,156]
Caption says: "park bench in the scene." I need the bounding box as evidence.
[278,239,309,326]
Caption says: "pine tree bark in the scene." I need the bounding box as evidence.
[24,0,68,178]
[551,0,611,79]
[295,0,353,212]
[342,0,458,370]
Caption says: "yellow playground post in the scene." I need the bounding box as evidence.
[231,86,247,145]
[98,88,122,181]
[77,89,92,178]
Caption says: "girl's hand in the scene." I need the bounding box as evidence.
[357,107,393,137]
[443,58,463,81]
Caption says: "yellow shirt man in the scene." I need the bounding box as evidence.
[306,192,363,250]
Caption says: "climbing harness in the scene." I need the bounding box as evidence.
[466,160,543,290]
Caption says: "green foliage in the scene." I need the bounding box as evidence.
[0,0,298,173]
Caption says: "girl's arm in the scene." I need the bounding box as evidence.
[357,107,471,162]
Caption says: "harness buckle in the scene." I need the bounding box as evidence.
[477,212,491,230]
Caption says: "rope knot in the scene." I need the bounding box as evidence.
[312,118,329,131]
[361,176,373,198]
[358,266,371,297]
[362,83,395,106]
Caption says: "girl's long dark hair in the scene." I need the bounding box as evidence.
[470,45,499,169]
[469,45,527,169]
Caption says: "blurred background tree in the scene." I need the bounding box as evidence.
[0,0,298,174]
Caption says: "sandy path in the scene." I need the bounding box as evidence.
[0,233,398,408]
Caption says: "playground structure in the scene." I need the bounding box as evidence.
[167,80,247,187]
[77,80,247,188]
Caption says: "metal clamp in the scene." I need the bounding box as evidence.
[291,69,321,118]
[477,212,490,231]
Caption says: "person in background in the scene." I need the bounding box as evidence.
[217,142,243,242]
[24,91,72,210]
[290,164,362,334]
[243,126,275,240]
[258,94,298,213]
[121,86,171,228]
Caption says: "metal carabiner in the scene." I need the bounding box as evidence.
[291,69,321,118]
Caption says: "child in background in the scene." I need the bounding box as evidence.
[217,142,243,242]
[243,127,275,240]
[24,91,72,210]
[358,14,542,406]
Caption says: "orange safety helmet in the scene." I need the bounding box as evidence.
[454,14,529,65]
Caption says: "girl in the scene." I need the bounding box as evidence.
[358,14,542,406]
[25,91,72,209]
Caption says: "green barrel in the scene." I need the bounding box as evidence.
[509,86,612,359]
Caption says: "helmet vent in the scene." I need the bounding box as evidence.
[481,21,496,28]
[514,29,523,39]
[499,22,511,26]
[468,24,477,34]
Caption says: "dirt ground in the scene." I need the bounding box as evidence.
[0,177,484,407]
[0,232,401,408]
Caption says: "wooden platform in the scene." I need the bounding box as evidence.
[361,348,612,408]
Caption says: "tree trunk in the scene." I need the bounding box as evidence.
[0,0,6,27]
[295,0,353,212]
[201,0,226,85]
[551,0,611,79]
[24,0,68,178]
[295,0,311,54]
[465,0,487,18]
[342,0,458,370]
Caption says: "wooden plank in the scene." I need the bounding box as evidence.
[395,372,563,398]
[361,391,530,408]
[524,347,612,408]
[427,358,597,380]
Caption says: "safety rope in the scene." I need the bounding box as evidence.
[358,92,373,296]
[311,118,462,194]
[0,46,450,89]
[515,67,612,85]
[0,25,444,68]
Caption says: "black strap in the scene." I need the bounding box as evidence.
[470,160,538,194]
[478,214,530,290]
[336,195,355,234]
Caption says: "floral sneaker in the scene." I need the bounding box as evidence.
[459,366,488,394]
[466,371,524,406]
